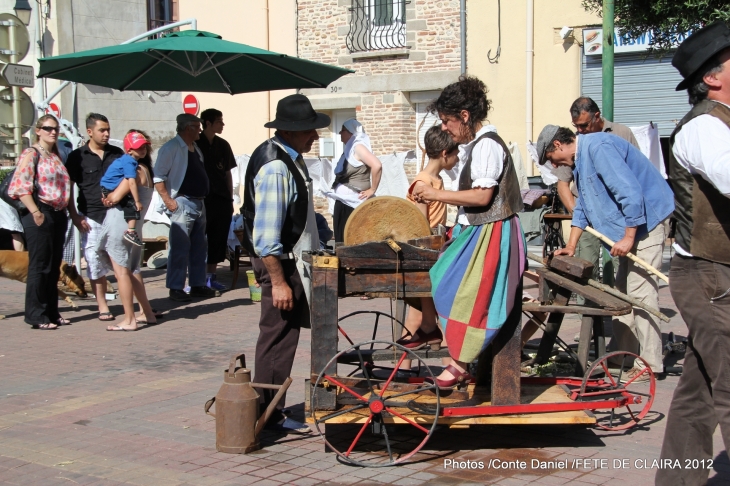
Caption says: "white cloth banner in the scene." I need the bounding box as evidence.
[321,151,412,211]
[228,213,244,251]
[144,191,171,225]
[231,154,251,207]
[0,198,22,232]
[304,156,335,213]
[527,141,559,186]
[629,124,667,179]
[509,142,530,190]
[374,151,411,198]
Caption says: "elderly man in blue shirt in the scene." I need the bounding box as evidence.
[153,113,219,302]
[536,125,674,382]
[241,94,326,433]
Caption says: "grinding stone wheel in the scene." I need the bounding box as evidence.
[343,196,431,246]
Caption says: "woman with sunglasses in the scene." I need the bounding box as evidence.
[8,115,71,329]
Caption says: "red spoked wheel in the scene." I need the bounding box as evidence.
[579,351,656,431]
[311,340,440,467]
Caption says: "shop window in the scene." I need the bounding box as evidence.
[147,0,178,36]
[346,0,408,52]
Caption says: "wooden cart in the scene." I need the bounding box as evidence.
[302,240,657,467]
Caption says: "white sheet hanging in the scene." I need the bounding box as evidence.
[509,142,530,190]
[630,124,667,179]
[526,141,559,186]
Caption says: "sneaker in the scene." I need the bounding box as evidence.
[123,230,143,247]
[169,289,191,302]
[190,286,220,298]
[617,366,651,384]
[264,417,311,434]
[207,274,228,291]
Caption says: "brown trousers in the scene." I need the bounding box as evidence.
[251,257,307,423]
[656,255,730,486]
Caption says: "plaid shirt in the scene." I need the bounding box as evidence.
[252,137,306,257]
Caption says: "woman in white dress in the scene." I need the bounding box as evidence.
[330,119,382,243]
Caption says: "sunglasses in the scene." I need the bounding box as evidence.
[39,126,60,133]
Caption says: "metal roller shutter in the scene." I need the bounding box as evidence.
[581,52,690,137]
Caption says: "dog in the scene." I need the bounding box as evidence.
[0,250,88,309]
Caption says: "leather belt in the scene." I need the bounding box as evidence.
[279,253,295,260]
[179,194,205,200]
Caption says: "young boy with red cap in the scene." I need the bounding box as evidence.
[100,132,149,246]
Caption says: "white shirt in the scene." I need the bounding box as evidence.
[152,135,205,212]
[671,101,730,256]
[673,105,730,197]
[445,125,504,225]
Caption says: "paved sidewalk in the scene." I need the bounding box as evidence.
[0,256,727,486]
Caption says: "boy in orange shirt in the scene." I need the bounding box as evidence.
[398,126,459,351]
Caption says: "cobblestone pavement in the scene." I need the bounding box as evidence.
[0,251,727,486]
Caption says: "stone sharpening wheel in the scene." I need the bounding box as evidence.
[342,196,432,246]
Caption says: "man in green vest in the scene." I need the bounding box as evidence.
[656,22,730,486]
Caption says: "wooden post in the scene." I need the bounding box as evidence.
[534,284,572,365]
[575,315,594,375]
[476,287,523,406]
[491,302,522,406]
[310,255,339,411]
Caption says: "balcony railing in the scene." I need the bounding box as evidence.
[148,18,179,39]
[346,0,409,53]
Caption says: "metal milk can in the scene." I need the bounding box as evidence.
[204,354,292,453]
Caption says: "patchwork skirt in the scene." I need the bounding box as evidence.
[429,214,527,363]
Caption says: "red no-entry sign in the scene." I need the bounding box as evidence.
[183,94,199,115]
[46,102,61,119]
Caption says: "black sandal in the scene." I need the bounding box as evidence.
[32,323,58,330]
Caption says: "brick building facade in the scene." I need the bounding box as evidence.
[298,0,463,160]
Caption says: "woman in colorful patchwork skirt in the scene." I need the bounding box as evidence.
[412,76,527,389]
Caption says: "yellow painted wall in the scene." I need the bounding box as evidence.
[467,0,599,174]
[177,0,297,155]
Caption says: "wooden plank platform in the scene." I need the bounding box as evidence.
[307,383,596,426]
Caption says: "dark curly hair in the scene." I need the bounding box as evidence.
[428,76,492,140]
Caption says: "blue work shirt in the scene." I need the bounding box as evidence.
[571,132,674,243]
[100,154,138,191]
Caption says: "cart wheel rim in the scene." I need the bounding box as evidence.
[311,340,440,467]
[579,351,656,431]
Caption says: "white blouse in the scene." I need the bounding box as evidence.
[445,125,505,225]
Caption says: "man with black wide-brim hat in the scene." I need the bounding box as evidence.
[656,21,730,486]
[242,94,329,433]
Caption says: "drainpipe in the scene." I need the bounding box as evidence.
[602,0,614,121]
[460,0,466,74]
[265,0,271,136]
[525,0,534,156]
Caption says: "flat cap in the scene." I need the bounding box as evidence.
[536,124,560,165]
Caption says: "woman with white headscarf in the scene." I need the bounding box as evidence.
[331,118,382,243]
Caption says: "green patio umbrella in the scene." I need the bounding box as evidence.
[38,30,352,94]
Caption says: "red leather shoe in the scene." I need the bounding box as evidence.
[396,328,443,350]
[423,364,472,390]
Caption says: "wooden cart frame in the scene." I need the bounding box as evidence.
[303,241,656,466]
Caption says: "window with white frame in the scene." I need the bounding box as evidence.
[346,0,408,52]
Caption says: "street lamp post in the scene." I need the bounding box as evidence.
[13,0,32,26]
